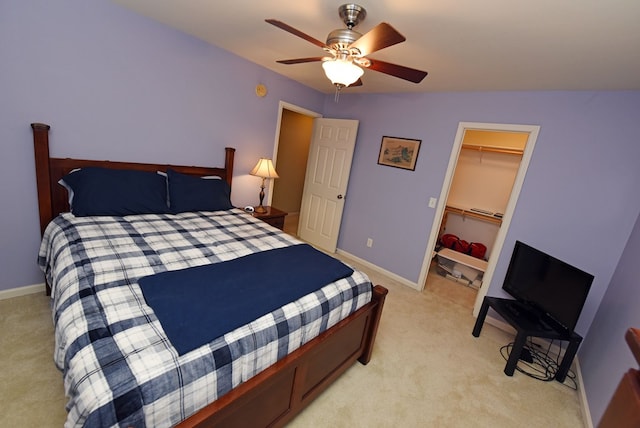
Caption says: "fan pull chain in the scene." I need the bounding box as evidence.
[334,85,343,103]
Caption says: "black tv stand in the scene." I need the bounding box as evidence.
[472,296,583,382]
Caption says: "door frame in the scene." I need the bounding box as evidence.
[417,122,540,316]
[267,101,322,205]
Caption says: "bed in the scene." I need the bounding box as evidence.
[31,123,388,427]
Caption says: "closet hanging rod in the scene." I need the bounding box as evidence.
[461,144,523,156]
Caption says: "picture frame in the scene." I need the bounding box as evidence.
[377,136,421,171]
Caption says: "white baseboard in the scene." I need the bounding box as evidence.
[336,248,420,290]
[484,313,517,334]
[0,283,46,300]
[575,358,594,428]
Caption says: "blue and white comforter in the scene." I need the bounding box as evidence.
[38,208,372,427]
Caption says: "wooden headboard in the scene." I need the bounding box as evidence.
[31,123,235,236]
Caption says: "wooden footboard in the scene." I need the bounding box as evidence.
[178,285,388,428]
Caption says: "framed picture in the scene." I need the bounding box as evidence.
[377,136,421,171]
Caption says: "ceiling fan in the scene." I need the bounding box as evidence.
[266,3,428,89]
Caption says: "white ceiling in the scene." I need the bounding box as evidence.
[113,0,640,94]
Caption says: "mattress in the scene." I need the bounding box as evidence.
[38,208,372,427]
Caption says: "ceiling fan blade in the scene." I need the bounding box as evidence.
[367,58,428,83]
[348,78,363,87]
[348,23,406,56]
[265,19,327,49]
[276,57,325,65]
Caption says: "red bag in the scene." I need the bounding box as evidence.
[469,242,487,259]
[453,239,470,254]
[440,234,459,249]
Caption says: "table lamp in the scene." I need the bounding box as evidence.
[249,158,279,213]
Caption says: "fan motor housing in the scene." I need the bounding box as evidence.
[326,28,362,50]
[327,4,366,52]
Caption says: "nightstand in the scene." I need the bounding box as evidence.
[253,206,288,230]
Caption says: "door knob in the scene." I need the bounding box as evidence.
[337,194,344,199]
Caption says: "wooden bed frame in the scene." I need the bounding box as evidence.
[31,123,388,428]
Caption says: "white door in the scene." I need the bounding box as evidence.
[298,118,359,253]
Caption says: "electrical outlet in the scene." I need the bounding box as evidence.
[366,238,373,248]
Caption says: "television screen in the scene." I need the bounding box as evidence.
[502,241,594,332]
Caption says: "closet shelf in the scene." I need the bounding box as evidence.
[443,205,503,226]
[438,206,502,245]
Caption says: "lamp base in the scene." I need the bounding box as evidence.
[255,180,267,214]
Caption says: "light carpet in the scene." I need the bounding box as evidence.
[0,255,585,427]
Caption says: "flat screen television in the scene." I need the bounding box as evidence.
[502,241,594,333]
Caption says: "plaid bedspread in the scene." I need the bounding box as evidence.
[38,208,372,427]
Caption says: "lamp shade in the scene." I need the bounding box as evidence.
[250,158,279,179]
[322,59,364,86]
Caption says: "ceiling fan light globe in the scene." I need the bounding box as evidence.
[322,59,364,86]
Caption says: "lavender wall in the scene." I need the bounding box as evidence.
[324,91,640,336]
[579,212,640,424]
[3,2,640,424]
[0,0,324,291]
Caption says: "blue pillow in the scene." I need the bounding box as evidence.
[167,169,233,213]
[61,167,170,216]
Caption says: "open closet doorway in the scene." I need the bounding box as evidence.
[418,122,540,317]
[269,102,320,237]
[270,101,361,253]
[269,101,360,253]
